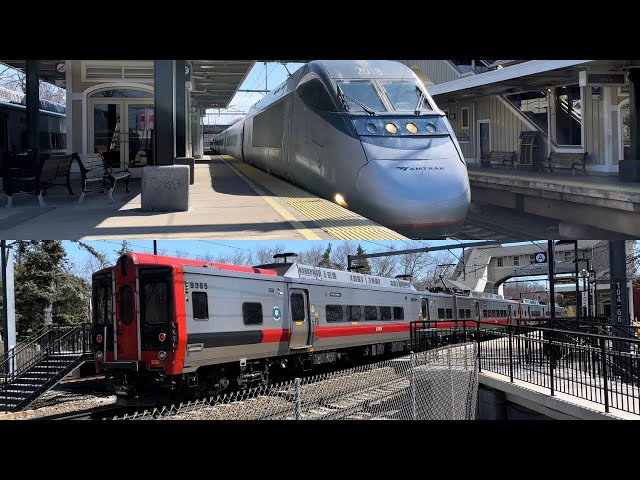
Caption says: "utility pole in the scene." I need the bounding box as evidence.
[153,240,158,255]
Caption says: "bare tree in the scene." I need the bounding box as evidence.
[0,63,66,103]
[297,244,325,267]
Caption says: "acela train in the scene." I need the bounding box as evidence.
[212,60,471,238]
[92,252,562,398]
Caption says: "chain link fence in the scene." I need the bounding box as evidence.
[108,343,478,420]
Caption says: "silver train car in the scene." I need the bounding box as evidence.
[212,60,471,238]
[92,253,561,398]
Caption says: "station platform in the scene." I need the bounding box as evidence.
[467,167,640,237]
[0,156,407,241]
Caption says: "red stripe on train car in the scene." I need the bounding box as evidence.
[315,323,409,338]
[261,329,291,343]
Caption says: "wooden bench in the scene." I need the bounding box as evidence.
[487,151,517,169]
[72,152,132,204]
[547,151,588,175]
[2,152,74,208]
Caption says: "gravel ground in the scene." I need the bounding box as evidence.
[0,388,117,420]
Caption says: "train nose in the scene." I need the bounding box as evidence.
[354,158,470,237]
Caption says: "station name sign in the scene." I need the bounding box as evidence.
[579,71,628,87]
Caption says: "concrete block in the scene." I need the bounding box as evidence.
[174,157,195,185]
[141,165,189,212]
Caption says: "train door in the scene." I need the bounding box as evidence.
[421,298,429,321]
[475,302,480,321]
[289,289,311,349]
[115,281,138,360]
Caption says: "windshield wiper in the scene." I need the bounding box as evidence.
[337,84,376,116]
[414,88,425,115]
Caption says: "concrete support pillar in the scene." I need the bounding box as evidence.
[620,69,640,181]
[175,60,187,158]
[195,116,204,158]
[25,60,39,157]
[153,60,175,166]
[1,240,16,375]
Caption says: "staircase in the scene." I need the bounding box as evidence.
[0,324,91,413]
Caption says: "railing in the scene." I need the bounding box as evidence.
[411,318,640,415]
[0,324,91,386]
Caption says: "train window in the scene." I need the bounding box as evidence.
[93,279,112,325]
[438,308,445,319]
[253,103,284,148]
[192,292,209,320]
[465,309,471,318]
[336,81,386,113]
[380,306,391,321]
[364,306,378,321]
[297,78,336,111]
[326,305,344,322]
[348,306,361,322]
[380,81,431,112]
[483,310,487,317]
[459,308,465,319]
[291,293,305,322]
[242,302,263,325]
[142,280,169,324]
[393,307,404,320]
[120,286,133,326]
[38,131,49,149]
[445,309,453,319]
[421,299,428,319]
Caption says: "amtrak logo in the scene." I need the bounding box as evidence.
[273,306,282,321]
[395,166,445,171]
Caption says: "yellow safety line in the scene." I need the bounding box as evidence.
[221,156,321,240]
[220,156,407,240]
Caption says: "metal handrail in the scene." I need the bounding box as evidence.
[0,325,75,375]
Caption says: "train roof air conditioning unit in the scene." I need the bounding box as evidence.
[579,70,627,87]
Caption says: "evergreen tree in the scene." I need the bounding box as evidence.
[355,244,372,275]
[115,240,132,257]
[13,241,90,337]
[319,243,334,268]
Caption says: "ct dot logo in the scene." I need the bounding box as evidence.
[272,306,281,321]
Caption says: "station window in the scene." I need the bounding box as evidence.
[242,302,263,325]
[513,256,520,266]
[348,306,362,322]
[497,257,503,267]
[555,86,582,146]
[529,254,536,264]
[564,251,572,262]
[393,307,404,320]
[459,308,465,319]
[364,306,378,321]
[438,308,445,319]
[380,306,392,321]
[461,107,470,129]
[192,292,209,320]
[445,309,453,319]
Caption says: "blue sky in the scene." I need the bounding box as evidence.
[203,62,305,126]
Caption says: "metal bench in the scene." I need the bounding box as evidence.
[487,151,517,169]
[2,151,74,208]
[72,152,132,204]
[547,151,588,175]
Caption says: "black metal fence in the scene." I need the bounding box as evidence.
[410,318,640,415]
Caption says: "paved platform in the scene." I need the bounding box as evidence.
[0,156,407,241]
[468,167,640,237]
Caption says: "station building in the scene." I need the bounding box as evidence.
[446,240,637,321]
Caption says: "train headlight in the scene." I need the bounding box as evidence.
[95,351,104,361]
[366,123,377,133]
[158,351,167,361]
[385,123,398,134]
[334,193,348,207]
[425,123,437,133]
[405,123,418,134]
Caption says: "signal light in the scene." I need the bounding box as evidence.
[159,332,167,342]
[96,334,103,343]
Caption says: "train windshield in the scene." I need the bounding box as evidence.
[380,81,432,112]
[336,81,386,114]
[140,269,171,325]
[92,274,112,326]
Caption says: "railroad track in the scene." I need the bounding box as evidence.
[40,405,142,420]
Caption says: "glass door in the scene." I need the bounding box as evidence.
[92,101,122,168]
[125,102,154,168]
